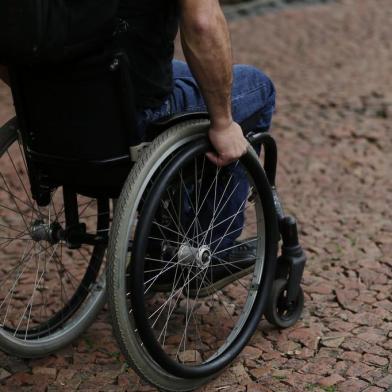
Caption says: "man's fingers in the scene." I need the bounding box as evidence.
[206,151,234,167]
[206,152,228,167]
[206,152,222,166]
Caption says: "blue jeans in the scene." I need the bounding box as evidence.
[136,60,276,250]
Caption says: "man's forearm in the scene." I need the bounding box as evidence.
[0,65,10,86]
[179,0,233,128]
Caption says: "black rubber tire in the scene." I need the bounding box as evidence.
[107,119,279,390]
[264,278,304,329]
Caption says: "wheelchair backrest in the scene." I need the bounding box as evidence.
[10,48,135,200]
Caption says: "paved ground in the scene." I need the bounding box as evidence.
[222,0,334,21]
[0,0,391,391]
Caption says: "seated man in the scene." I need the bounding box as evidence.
[119,0,276,293]
[0,0,276,293]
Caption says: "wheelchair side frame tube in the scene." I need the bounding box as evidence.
[247,131,277,187]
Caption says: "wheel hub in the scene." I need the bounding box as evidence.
[30,220,61,244]
[178,244,211,270]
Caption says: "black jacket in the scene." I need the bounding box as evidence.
[118,0,179,109]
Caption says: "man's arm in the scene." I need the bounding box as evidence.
[0,65,10,86]
[178,0,248,166]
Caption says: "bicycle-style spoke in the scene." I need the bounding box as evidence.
[177,165,223,248]
[14,244,49,336]
[144,260,180,294]
[0,185,41,216]
[157,266,190,345]
[199,162,240,248]
[122,136,268,373]
[0,242,36,327]
[188,203,253,245]
[174,266,211,360]
[212,255,253,292]
[152,220,187,240]
[149,263,207,327]
[207,222,260,250]
[0,230,31,249]
[148,236,183,246]
[213,237,258,257]
[159,197,191,247]
[210,188,252,255]
[0,222,25,235]
[178,169,203,239]
[6,150,39,217]
[0,133,108,347]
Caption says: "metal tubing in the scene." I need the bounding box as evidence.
[279,216,307,303]
[247,132,277,187]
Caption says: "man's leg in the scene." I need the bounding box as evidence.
[140,60,275,242]
[168,60,276,250]
[170,60,275,131]
[137,60,275,137]
[145,60,276,249]
[142,60,276,292]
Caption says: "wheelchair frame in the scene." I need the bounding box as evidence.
[0,47,307,378]
[1,116,305,308]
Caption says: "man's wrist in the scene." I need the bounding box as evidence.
[210,115,233,130]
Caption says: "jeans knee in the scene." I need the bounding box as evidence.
[252,67,275,105]
[234,64,276,107]
[252,72,276,129]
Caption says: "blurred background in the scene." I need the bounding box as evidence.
[0,0,391,391]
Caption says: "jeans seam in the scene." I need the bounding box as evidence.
[232,82,267,104]
[185,104,207,112]
[184,82,269,113]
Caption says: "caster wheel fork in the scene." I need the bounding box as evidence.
[266,215,307,329]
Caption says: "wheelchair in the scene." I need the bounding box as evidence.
[0,47,307,391]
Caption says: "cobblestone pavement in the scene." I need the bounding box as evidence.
[1,0,392,391]
[222,0,334,21]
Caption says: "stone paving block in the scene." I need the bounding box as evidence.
[375,374,392,389]
[337,379,369,392]
[363,353,389,367]
[345,362,375,378]
[1,1,392,392]
[32,367,57,379]
[318,373,345,387]
[362,387,385,392]
[0,368,11,381]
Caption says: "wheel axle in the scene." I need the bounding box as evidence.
[30,220,62,244]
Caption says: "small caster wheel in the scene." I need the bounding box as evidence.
[265,278,304,329]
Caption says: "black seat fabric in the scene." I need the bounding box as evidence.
[11,49,133,198]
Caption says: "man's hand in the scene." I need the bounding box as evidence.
[179,0,244,166]
[206,121,249,167]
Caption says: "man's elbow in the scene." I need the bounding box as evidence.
[188,16,214,36]
[180,0,227,42]
[180,3,223,37]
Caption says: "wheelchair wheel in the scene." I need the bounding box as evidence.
[107,119,278,390]
[0,120,109,357]
[264,279,304,329]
